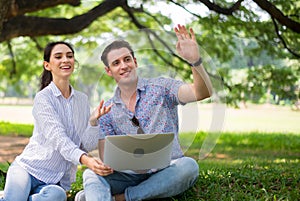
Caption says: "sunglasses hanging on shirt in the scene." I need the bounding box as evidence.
[131,115,145,134]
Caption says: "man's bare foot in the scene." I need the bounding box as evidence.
[114,193,126,201]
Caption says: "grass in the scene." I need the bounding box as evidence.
[0,125,299,200]
[0,121,33,137]
[152,132,299,201]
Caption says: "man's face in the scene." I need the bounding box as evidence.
[105,47,138,84]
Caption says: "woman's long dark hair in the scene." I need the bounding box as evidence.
[39,41,75,91]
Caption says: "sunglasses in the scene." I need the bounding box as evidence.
[131,115,145,134]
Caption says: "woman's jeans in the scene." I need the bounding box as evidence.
[83,157,199,201]
[0,162,66,201]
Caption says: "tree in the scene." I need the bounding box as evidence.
[1,0,299,56]
[0,0,299,106]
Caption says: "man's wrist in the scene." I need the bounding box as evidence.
[189,57,202,67]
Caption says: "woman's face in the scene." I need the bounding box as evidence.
[44,44,75,81]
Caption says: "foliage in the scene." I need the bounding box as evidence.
[0,162,9,190]
[67,166,85,200]
[0,121,33,137]
[247,64,299,104]
[0,0,299,107]
[217,62,300,107]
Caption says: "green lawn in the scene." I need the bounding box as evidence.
[0,103,299,200]
[66,132,300,201]
[0,121,33,137]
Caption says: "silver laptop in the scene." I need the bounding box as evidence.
[101,133,174,171]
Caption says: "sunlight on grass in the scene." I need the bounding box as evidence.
[273,158,299,163]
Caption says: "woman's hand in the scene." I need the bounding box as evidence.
[90,100,113,126]
[80,154,114,176]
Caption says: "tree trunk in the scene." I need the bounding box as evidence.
[0,0,11,33]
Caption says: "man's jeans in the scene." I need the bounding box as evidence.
[0,162,66,201]
[83,157,199,201]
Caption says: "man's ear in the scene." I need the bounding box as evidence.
[105,66,112,77]
[43,61,51,71]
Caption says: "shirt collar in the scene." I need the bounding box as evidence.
[49,81,74,98]
[112,77,146,104]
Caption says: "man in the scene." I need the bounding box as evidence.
[78,24,212,201]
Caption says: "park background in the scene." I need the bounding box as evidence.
[0,0,299,200]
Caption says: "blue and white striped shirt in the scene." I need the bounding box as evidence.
[16,82,100,190]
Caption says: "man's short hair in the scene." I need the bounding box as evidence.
[101,40,135,67]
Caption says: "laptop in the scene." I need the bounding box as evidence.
[100,133,174,171]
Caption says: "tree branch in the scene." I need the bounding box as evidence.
[7,40,16,78]
[0,0,11,33]
[7,0,81,18]
[0,0,125,42]
[122,3,230,90]
[252,0,300,33]
[197,0,244,15]
[121,3,181,67]
[30,37,43,52]
[271,17,300,58]
[169,0,202,18]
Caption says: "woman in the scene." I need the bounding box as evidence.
[0,41,112,201]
